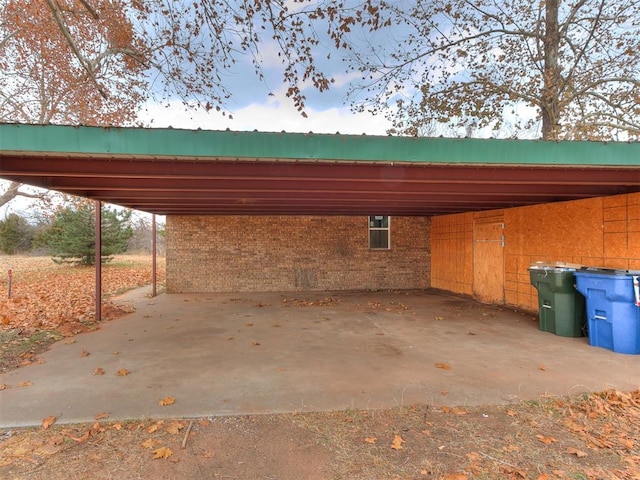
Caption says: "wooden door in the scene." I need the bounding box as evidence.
[473,218,505,304]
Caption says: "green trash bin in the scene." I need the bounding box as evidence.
[529,263,586,337]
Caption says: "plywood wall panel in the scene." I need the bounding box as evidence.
[430,213,473,295]
[431,193,640,312]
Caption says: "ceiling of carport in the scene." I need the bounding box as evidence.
[0,124,638,216]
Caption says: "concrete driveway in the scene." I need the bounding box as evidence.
[1,288,638,427]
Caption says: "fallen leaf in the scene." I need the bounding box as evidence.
[441,390,448,395]
[422,429,431,436]
[435,363,452,370]
[444,474,468,480]
[567,447,587,458]
[245,323,253,327]
[453,407,468,415]
[507,409,518,417]
[42,416,56,429]
[536,434,558,445]
[198,420,211,427]
[539,364,546,371]
[166,421,184,435]
[159,396,176,406]
[69,431,90,443]
[64,338,76,345]
[94,412,109,420]
[112,423,122,431]
[441,406,451,413]
[620,437,635,450]
[141,438,161,449]
[226,337,235,341]
[0,384,11,390]
[147,421,164,433]
[391,434,404,450]
[80,349,90,357]
[364,437,377,444]
[252,341,261,346]
[17,381,33,387]
[116,369,130,376]
[537,475,551,480]
[91,422,105,433]
[153,446,173,459]
[93,367,105,375]
[434,316,444,321]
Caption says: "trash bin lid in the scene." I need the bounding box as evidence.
[578,267,640,276]
[529,262,581,272]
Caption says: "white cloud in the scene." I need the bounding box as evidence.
[139,96,392,135]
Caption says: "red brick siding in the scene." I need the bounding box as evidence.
[166,216,430,292]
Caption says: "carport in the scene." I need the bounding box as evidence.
[1,123,639,306]
[1,123,639,426]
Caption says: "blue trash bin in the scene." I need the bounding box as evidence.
[574,268,640,354]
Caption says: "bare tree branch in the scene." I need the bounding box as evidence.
[0,181,47,209]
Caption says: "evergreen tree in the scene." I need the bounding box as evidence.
[0,213,35,254]
[41,203,133,266]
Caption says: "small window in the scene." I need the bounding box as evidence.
[369,216,390,249]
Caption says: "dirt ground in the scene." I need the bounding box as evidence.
[1,389,639,479]
[1,256,639,479]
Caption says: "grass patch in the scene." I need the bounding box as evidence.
[0,329,62,373]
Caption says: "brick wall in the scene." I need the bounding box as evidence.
[166,216,431,292]
[431,193,640,312]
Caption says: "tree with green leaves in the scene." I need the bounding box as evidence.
[0,213,35,254]
[40,203,133,266]
[347,0,640,140]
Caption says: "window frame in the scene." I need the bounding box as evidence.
[368,215,390,250]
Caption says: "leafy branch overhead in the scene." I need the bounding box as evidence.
[1,0,636,143]
[0,0,385,120]
[347,0,640,140]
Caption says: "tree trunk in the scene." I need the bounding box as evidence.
[542,0,561,140]
[0,182,23,208]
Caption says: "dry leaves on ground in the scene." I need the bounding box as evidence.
[0,255,166,335]
[1,390,638,479]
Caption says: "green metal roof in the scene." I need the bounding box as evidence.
[1,123,638,166]
[1,123,639,216]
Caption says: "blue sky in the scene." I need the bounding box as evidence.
[139,23,395,136]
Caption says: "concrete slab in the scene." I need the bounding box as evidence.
[1,288,638,427]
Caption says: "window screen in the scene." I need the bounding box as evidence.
[369,216,390,249]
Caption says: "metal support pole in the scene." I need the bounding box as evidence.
[152,214,157,297]
[95,200,102,322]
